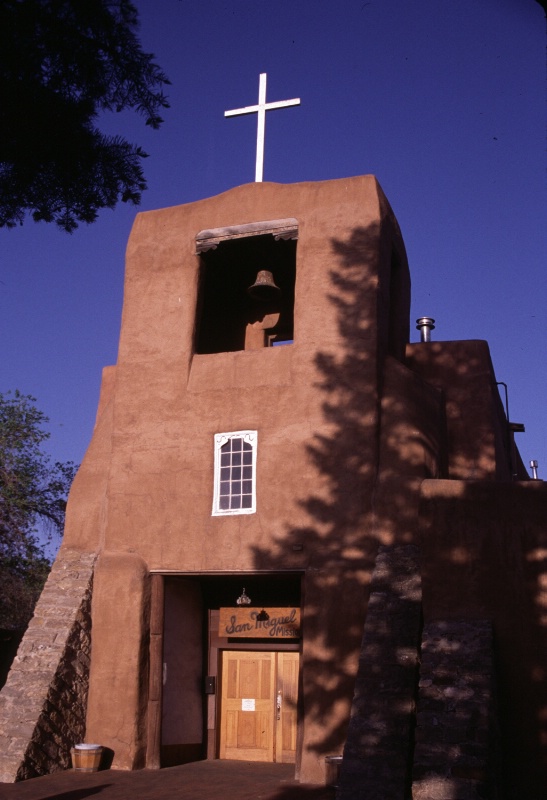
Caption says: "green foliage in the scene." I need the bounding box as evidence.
[0,547,50,633]
[0,0,170,232]
[0,391,76,629]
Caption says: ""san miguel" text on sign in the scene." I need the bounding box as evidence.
[219,607,301,639]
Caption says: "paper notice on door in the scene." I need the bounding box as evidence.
[241,698,255,711]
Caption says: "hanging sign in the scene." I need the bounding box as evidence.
[219,607,300,639]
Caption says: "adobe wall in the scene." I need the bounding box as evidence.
[84,176,408,569]
[373,355,444,547]
[61,365,117,554]
[334,344,541,797]
[406,341,513,481]
[3,176,542,794]
[85,552,150,770]
[337,356,442,797]
[70,176,410,781]
[2,176,541,794]
[419,479,547,796]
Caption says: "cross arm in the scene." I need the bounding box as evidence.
[263,99,300,111]
[225,105,260,117]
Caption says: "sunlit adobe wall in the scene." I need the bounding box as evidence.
[94,175,410,570]
[78,175,412,777]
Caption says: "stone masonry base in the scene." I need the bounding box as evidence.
[0,549,96,782]
[412,619,500,800]
[338,544,422,800]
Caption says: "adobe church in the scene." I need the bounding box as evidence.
[0,175,545,798]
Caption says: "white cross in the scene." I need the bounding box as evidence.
[225,73,300,183]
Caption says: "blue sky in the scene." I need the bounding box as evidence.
[1,0,545,538]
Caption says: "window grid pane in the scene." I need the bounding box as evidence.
[215,432,256,515]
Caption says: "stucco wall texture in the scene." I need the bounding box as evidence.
[62,178,547,789]
[67,176,411,781]
[2,176,545,794]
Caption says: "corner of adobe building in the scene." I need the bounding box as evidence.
[85,551,151,770]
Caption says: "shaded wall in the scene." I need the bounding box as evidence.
[406,340,517,481]
[162,579,204,766]
[412,619,501,800]
[419,479,547,796]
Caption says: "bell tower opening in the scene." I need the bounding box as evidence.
[194,220,297,354]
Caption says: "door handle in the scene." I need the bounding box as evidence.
[276,691,282,720]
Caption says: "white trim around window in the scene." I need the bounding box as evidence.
[212,430,257,516]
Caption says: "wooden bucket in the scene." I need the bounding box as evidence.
[71,744,103,772]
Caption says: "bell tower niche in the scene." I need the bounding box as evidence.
[194,219,297,354]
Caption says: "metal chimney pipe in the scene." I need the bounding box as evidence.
[530,460,539,480]
[416,317,435,342]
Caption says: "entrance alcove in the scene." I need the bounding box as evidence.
[194,220,297,354]
[160,573,302,767]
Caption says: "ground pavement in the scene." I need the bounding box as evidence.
[0,762,336,800]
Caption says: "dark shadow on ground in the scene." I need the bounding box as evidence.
[0,783,113,800]
[0,762,336,800]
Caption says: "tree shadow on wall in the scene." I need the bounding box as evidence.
[250,222,429,766]
[418,480,547,797]
[249,222,547,796]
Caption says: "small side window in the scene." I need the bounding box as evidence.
[212,431,257,515]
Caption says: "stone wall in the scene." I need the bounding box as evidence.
[412,620,500,800]
[338,544,422,799]
[0,548,96,782]
[337,555,502,800]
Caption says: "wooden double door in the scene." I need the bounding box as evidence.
[219,651,299,763]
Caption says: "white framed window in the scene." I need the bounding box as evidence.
[212,431,257,516]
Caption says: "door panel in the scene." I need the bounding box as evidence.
[219,652,275,761]
[277,652,299,763]
[219,650,299,763]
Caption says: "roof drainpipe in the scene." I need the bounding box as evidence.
[416,317,435,342]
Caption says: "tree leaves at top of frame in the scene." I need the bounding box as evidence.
[0,0,170,232]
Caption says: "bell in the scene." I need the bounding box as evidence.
[247,270,281,301]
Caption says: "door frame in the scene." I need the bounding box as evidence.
[146,573,303,770]
[207,607,301,762]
